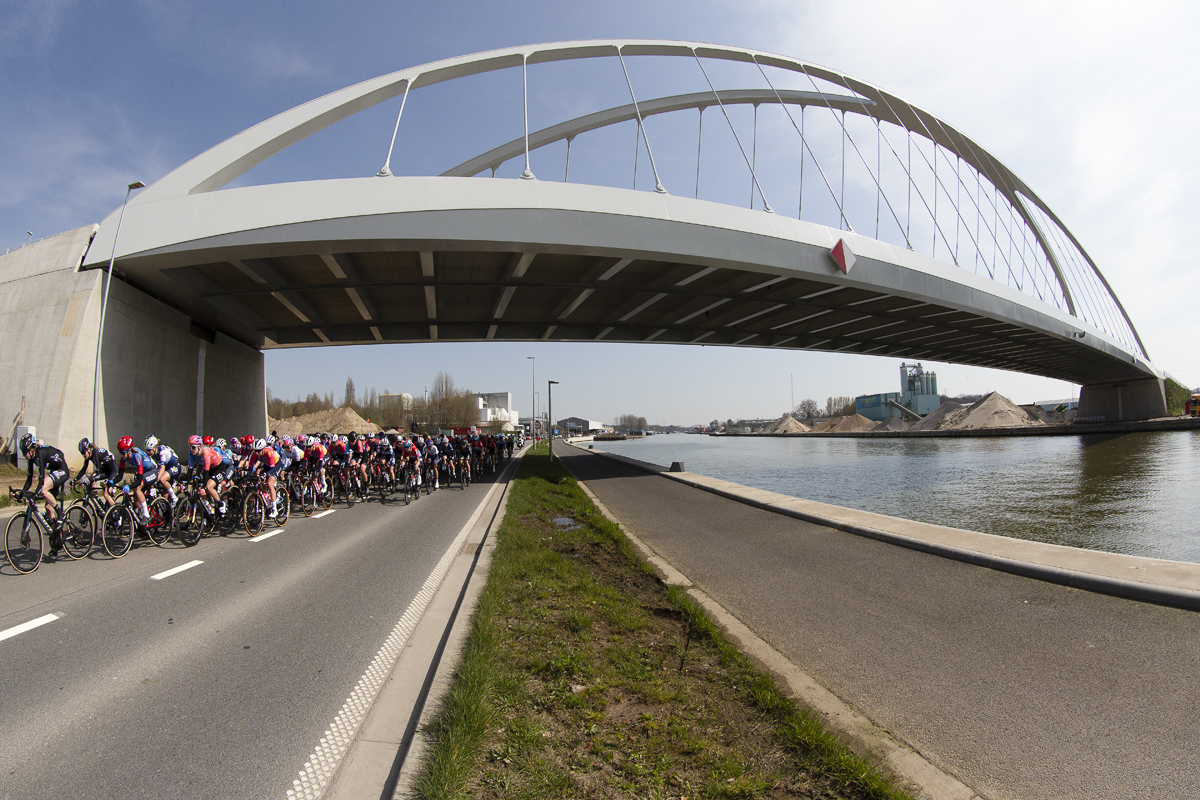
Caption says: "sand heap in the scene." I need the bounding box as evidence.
[772,416,812,434]
[908,400,965,431]
[872,415,910,431]
[1021,404,1073,425]
[938,392,1043,430]
[269,407,382,437]
[810,413,877,433]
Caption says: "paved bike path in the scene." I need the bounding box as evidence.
[558,444,1200,800]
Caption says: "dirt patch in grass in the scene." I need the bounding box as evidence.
[414,453,912,800]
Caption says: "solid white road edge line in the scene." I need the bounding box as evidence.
[150,560,204,580]
[286,477,508,800]
[0,612,61,643]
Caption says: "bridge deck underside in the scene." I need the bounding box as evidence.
[124,246,1146,387]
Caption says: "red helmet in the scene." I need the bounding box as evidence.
[117,436,133,452]
[241,434,255,445]
[202,435,215,446]
[188,435,202,446]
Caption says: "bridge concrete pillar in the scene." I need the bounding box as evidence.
[0,226,266,472]
[1077,377,1167,423]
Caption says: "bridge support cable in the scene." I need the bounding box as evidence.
[787,59,908,238]
[564,136,572,182]
[692,50,772,213]
[521,55,535,180]
[616,47,666,194]
[376,79,412,178]
[752,59,849,229]
[695,108,703,199]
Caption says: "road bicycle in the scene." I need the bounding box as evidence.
[101,485,173,558]
[402,460,420,505]
[5,488,88,573]
[242,472,289,536]
[59,477,121,559]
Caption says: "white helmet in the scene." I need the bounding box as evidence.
[144,435,158,450]
[253,438,266,451]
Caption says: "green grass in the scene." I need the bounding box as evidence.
[411,452,915,800]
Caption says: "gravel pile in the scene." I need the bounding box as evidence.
[810,413,877,433]
[939,392,1043,430]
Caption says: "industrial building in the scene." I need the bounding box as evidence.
[556,417,606,436]
[856,363,941,421]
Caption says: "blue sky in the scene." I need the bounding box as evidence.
[5,1,1198,425]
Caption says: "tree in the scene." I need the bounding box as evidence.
[343,377,356,408]
[794,398,820,419]
[825,396,854,417]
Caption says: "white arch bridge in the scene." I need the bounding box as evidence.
[20,39,1165,451]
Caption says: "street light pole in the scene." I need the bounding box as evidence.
[92,180,145,446]
[548,380,559,461]
[527,356,535,442]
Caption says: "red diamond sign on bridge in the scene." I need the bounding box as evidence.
[830,239,855,274]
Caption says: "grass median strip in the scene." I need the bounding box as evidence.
[411,449,914,800]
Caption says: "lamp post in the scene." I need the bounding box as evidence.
[548,380,559,461]
[92,180,145,446]
[527,356,535,442]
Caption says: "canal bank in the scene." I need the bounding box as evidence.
[718,415,1200,438]
[558,442,1200,800]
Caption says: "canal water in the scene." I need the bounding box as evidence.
[589,431,1200,564]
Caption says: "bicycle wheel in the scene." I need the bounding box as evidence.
[102,504,134,558]
[340,475,354,508]
[175,499,205,547]
[146,497,172,545]
[403,474,412,505]
[243,492,265,536]
[61,503,94,559]
[319,480,334,509]
[5,512,43,573]
[300,484,315,516]
[459,465,467,490]
[274,492,290,526]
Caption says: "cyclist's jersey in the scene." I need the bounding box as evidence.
[120,447,157,477]
[439,440,454,458]
[24,444,68,492]
[212,446,234,466]
[351,439,370,459]
[401,443,420,462]
[75,446,118,481]
[189,447,224,472]
[306,442,328,461]
[153,444,181,473]
[375,440,394,458]
[422,443,440,462]
[285,444,305,463]
[250,448,279,471]
[330,441,349,460]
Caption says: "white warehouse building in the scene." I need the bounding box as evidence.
[476,392,518,431]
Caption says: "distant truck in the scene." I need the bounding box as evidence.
[1187,394,1200,417]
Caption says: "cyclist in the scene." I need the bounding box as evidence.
[421,436,440,490]
[399,437,421,487]
[351,433,371,489]
[144,435,181,504]
[186,435,227,515]
[20,434,69,554]
[375,433,396,486]
[75,437,120,508]
[438,435,456,482]
[248,438,282,518]
[305,435,329,494]
[116,435,159,522]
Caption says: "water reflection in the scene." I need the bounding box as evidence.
[592,431,1200,563]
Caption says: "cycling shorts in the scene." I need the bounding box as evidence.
[45,469,69,496]
[264,463,283,478]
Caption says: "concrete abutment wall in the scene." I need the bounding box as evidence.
[0,227,266,471]
[1078,377,1168,423]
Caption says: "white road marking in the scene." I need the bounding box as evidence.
[313,510,336,519]
[249,528,286,542]
[0,613,61,643]
[151,560,204,580]
[287,474,509,800]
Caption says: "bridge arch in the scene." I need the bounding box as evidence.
[47,38,1161,450]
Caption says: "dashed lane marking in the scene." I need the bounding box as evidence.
[249,528,286,542]
[150,560,204,580]
[313,510,336,519]
[0,613,61,643]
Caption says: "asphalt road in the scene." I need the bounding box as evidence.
[559,444,1200,800]
[0,466,509,800]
